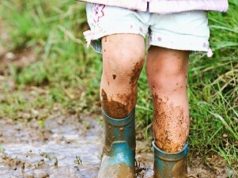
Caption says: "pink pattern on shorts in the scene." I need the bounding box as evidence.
[93,4,106,23]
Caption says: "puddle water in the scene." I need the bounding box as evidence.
[0,115,102,178]
[0,115,234,178]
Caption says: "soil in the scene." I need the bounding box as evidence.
[0,19,37,74]
[0,115,102,178]
[0,115,235,178]
[101,89,129,118]
[0,47,36,73]
[0,19,8,57]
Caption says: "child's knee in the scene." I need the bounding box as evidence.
[149,73,187,92]
[147,48,188,90]
[103,48,144,85]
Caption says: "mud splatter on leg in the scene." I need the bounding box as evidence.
[101,89,130,118]
[129,60,144,86]
[146,46,190,153]
[100,34,145,118]
[152,95,189,153]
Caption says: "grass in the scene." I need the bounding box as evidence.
[0,0,237,171]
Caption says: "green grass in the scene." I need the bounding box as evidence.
[0,0,237,171]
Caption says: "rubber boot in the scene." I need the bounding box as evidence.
[98,109,135,178]
[153,141,188,178]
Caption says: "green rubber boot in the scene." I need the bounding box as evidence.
[98,109,135,178]
[153,141,188,178]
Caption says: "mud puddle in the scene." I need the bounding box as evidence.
[0,115,102,178]
[0,114,235,178]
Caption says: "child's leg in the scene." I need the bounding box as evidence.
[101,34,145,118]
[147,10,209,178]
[147,46,189,153]
[96,34,144,177]
[85,3,149,176]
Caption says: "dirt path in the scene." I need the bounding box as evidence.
[0,114,234,178]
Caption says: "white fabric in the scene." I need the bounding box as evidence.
[84,3,212,56]
[79,0,228,14]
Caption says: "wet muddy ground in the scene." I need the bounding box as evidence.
[0,114,102,178]
[0,114,235,178]
[0,19,236,178]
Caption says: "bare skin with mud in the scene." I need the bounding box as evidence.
[152,95,189,153]
[130,60,144,86]
[100,34,144,119]
[100,59,144,118]
[100,61,143,118]
[147,47,190,153]
[101,89,129,118]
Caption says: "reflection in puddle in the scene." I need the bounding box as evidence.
[0,116,102,178]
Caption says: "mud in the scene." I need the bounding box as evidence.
[103,120,115,154]
[103,110,135,156]
[171,159,187,178]
[0,114,235,178]
[129,61,144,86]
[98,163,134,178]
[0,115,103,178]
[152,95,189,153]
[101,89,129,118]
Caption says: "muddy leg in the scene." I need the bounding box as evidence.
[98,34,145,178]
[147,46,189,153]
[101,34,145,118]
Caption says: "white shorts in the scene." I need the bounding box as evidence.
[84,3,212,56]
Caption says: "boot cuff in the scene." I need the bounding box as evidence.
[102,108,135,126]
[152,141,188,161]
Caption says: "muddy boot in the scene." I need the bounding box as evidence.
[98,109,135,178]
[152,141,188,178]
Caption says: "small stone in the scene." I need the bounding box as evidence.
[222,133,228,138]
[5,52,15,60]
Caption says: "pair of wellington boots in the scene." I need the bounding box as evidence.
[98,109,188,178]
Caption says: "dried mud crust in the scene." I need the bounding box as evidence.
[152,95,189,153]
